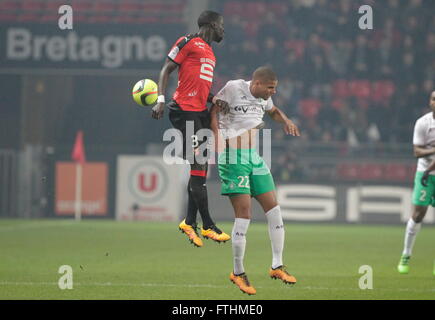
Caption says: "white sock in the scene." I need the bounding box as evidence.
[402,218,422,256]
[266,205,285,269]
[231,218,250,275]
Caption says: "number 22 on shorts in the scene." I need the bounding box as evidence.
[237,176,250,188]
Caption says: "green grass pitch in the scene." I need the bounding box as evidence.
[0,219,434,300]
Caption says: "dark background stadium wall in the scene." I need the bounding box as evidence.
[0,0,435,220]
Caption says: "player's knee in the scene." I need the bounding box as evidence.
[412,212,426,223]
[236,211,251,219]
[236,205,251,219]
[412,206,427,223]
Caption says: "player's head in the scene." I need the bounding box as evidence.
[250,66,278,100]
[197,10,224,43]
[430,90,435,112]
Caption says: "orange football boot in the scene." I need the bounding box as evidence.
[178,219,203,247]
[269,266,297,285]
[230,272,256,295]
[201,225,230,243]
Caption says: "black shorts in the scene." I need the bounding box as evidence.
[168,101,211,161]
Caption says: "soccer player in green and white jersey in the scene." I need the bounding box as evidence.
[210,66,300,294]
[398,90,435,275]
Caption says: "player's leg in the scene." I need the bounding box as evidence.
[254,190,296,285]
[398,171,431,273]
[228,193,256,295]
[189,161,229,242]
[250,150,296,285]
[168,108,202,247]
[186,110,230,242]
[218,148,255,294]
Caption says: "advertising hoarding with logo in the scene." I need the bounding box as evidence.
[116,155,187,221]
[55,162,108,216]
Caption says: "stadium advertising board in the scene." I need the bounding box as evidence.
[116,155,187,221]
[0,24,183,70]
[207,183,435,224]
[55,162,108,216]
[277,185,435,224]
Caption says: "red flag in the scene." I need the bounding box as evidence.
[71,130,86,164]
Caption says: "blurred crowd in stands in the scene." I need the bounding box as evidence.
[214,0,435,149]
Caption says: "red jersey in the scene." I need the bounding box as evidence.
[167,34,216,112]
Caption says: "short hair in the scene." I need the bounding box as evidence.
[252,66,277,82]
[197,10,222,28]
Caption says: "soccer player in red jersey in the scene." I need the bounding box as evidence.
[152,11,230,247]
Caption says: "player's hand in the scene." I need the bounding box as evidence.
[215,99,230,115]
[152,102,165,120]
[284,120,300,136]
[421,170,430,187]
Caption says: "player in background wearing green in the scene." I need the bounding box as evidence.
[210,66,300,294]
[398,90,435,275]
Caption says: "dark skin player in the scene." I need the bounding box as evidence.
[152,15,228,120]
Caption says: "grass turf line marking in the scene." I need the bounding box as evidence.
[1,282,434,293]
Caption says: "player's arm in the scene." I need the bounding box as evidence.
[421,159,435,187]
[210,104,225,153]
[208,93,230,114]
[413,145,435,158]
[266,106,300,137]
[151,58,178,120]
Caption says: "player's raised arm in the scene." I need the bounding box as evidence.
[266,106,300,137]
[151,58,178,120]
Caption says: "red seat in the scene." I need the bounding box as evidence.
[299,98,322,119]
[17,13,40,22]
[372,80,395,102]
[384,164,409,182]
[349,80,371,99]
[94,2,116,13]
[0,13,18,21]
[337,163,359,180]
[331,99,346,110]
[22,1,43,11]
[360,164,383,180]
[0,1,19,11]
[332,80,350,99]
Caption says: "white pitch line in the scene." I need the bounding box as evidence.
[0,281,231,289]
[0,282,434,293]
[0,222,79,232]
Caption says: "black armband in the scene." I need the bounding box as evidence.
[207,93,215,103]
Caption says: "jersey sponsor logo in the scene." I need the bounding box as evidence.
[200,57,215,67]
[188,90,198,97]
[194,41,206,50]
[234,105,264,114]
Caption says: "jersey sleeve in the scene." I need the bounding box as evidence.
[413,119,426,146]
[215,81,234,104]
[167,37,191,65]
[265,97,274,111]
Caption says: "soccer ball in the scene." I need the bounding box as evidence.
[132,79,158,106]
